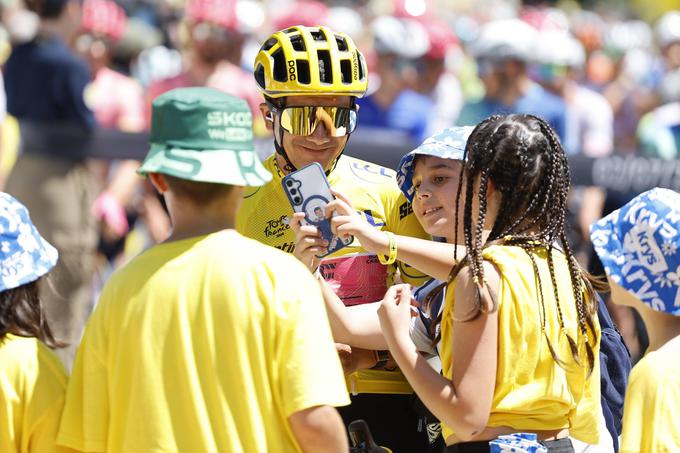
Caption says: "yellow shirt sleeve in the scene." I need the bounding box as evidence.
[620,354,680,453]
[277,264,351,417]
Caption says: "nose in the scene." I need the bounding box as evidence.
[307,111,332,143]
[416,185,431,200]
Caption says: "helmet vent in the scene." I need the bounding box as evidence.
[261,37,278,52]
[340,59,352,83]
[311,30,327,42]
[317,50,333,83]
[335,36,348,51]
[297,60,311,84]
[272,48,288,82]
[290,34,306,51]
[255,64,266,89]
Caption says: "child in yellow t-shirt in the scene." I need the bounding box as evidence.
[591,188,680,453]
[57,88,350,453]
[0,193,75,453]
[319,115,602,452]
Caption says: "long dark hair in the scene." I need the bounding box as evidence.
[426,114,603,375]
[0,278,63,348]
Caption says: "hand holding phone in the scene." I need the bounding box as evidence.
[282,163,353,257]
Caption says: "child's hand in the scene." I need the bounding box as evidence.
[327,190,386,253]
[289,212,328,271]
[378,284,414,349]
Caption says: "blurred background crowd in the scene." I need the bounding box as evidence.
[0,0,678,367]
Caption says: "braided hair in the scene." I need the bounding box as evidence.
[426,114,602,375]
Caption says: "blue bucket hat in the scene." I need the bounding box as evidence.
[396,126,474,203]
[0,193,58,292]
[590,188,680,315]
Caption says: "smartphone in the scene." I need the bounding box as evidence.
[282,162,353,257]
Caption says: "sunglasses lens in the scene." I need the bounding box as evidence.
[279,107,356,137]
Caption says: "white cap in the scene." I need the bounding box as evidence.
[372,15,430,59]
[534,30,585,68]
[470,18,538,62]
[655,11,680,48]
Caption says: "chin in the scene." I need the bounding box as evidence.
[426,222,453,238]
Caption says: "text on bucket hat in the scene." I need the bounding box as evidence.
[397,126,474,203]
[590,188,680,315]
[0,193,58,293]
[138,87,272,187]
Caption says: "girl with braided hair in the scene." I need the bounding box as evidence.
[379,114,604,452]
[313,114,605,452]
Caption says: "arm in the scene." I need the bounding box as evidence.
[335,343,380,374]
[288,405,349,453]
[378,264,499,441]
[319,277,387,350]
[290,212,414,350]
[327,191,462,281]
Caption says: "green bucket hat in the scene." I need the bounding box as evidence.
[138,87,272,186]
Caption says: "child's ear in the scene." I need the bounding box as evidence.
[148,173,169,194]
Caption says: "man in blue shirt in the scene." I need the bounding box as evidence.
[4,0,97,369]
[357,16,434,145]
[457,19,568,142]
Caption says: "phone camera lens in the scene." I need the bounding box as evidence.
[286,180,293,187]
[293,196,302,204]
[290,188,297,195]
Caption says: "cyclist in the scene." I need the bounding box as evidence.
[237,25,431,451]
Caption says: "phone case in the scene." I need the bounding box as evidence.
[282,162,353,257]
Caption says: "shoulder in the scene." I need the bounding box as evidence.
[42,39,89,73]
[210,232,313,278]
[451,260,500,318]
[0,334,40,363]
[481,244,527,269]
[0,335,66,387]
[243,155,277,199]
[335,155,399,188]
[629,347,680,391]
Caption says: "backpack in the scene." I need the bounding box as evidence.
[596,294,632,452]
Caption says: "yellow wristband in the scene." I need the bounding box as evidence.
[377,231,397,265]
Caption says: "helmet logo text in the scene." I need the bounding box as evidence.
[287,60,296,81]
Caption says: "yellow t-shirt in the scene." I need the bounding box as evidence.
[440,245,601,443]
[620,341,680,453]
[0,334,70,453]
[237,153,430,395]
[57,231,350,453]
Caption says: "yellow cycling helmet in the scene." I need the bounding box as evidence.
[254,25,368,98]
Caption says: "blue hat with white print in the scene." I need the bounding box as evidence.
[590,188,680,315]
[397,126,474,203]
[489,433,548,453]
[0,193,58,292]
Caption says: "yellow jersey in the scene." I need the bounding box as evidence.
[440,245,601,444]
[0,334,70,453]
[57,231,349,453]
[237,153,430,394]
[620,340,680,453]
